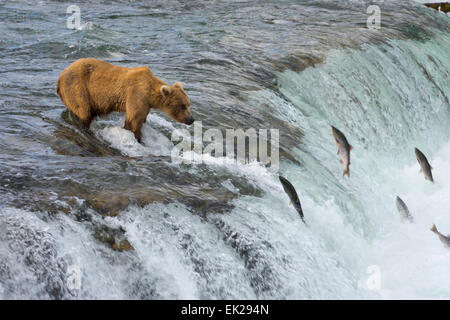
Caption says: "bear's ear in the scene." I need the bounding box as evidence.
[160,85,172,97]
[173,82,183,89]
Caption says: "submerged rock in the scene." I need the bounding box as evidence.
[424,2,450,13]
[93,224,134,252]
[112,239,134,252]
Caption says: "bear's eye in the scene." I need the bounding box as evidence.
[181,104,187,111]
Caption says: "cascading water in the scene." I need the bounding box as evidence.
[248,32,450,299]
[0,0,449,299]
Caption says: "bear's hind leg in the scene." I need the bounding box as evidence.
[124,117,145,143]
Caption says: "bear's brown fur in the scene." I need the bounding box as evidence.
[57,58,193,142]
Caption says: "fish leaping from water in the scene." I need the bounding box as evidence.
[331,126,353,177]
[395,196,413,223]
[414,148,433,182]
[279,176,305,224]
[431,224,450,248]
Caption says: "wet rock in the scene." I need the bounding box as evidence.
[424,2,450,13]
[93,224,134,252]
[85,188,169,217]
[271,53,324,73]
[48,110,123,157]
[112,239,134,252]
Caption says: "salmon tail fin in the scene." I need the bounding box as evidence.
[343,168,350,177]
[431,224,438,233]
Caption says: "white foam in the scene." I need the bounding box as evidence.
[107,51,126,59]
[367,142,450,299]
[95,113,174,157]
[179,151,276,181]
[247,34,450,298]
[113,202,256,299]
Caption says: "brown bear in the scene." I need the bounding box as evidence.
[57,58,194,142]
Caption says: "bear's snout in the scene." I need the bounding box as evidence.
[184,116,194,125]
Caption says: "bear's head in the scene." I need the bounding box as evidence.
[159,82,194,125]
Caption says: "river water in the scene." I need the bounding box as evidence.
[0,0,449,299]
